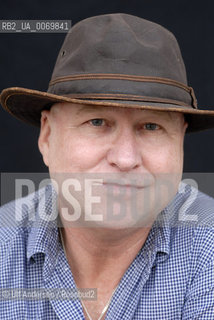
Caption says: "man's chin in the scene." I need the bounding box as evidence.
[60,207,158,230]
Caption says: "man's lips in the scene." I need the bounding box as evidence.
[102,181,151,189]
[90,175,155,189]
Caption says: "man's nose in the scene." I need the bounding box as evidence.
[106,127,142,171]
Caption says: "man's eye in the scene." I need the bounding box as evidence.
[144,123,159,130]
[89,119,105,126]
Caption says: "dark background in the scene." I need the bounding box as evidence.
[1,0,214,174]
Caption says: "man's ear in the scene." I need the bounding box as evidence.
[183,115,189,133]
[184,121,188,134]
[38,110,51,167]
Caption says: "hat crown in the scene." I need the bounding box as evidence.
[50,13,187,84]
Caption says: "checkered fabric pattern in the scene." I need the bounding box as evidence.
[0,183,214,319]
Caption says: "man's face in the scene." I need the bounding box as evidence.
[39,103,187,227]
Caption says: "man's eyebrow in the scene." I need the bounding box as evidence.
[76,105,112,115]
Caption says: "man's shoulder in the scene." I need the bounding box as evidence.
[0,185,49,243]
[0,184,57,244]
[191,188,214,254]
[161,185,214,264]
[189,186,214,226]
[172,185,214,264]
[173,183,214,228]
[0,192,35,243]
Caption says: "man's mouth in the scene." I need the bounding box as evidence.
[102,181,150,189]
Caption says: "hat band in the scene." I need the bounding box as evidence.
[55,93,192,108]
[48,73,197,109]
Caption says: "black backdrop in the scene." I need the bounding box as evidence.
[1,0,214,174]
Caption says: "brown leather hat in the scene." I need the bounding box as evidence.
[1,13,214,132]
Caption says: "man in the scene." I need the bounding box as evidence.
[0,13,214,319]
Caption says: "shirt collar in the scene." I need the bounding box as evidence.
[27,184,60,268]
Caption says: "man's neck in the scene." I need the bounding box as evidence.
[60,225,151,288]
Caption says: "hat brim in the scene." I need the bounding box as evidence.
[1,87,214,132]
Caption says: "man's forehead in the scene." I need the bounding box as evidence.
[51,102,184,121]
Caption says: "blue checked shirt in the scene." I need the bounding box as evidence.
[0,183,214,319]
